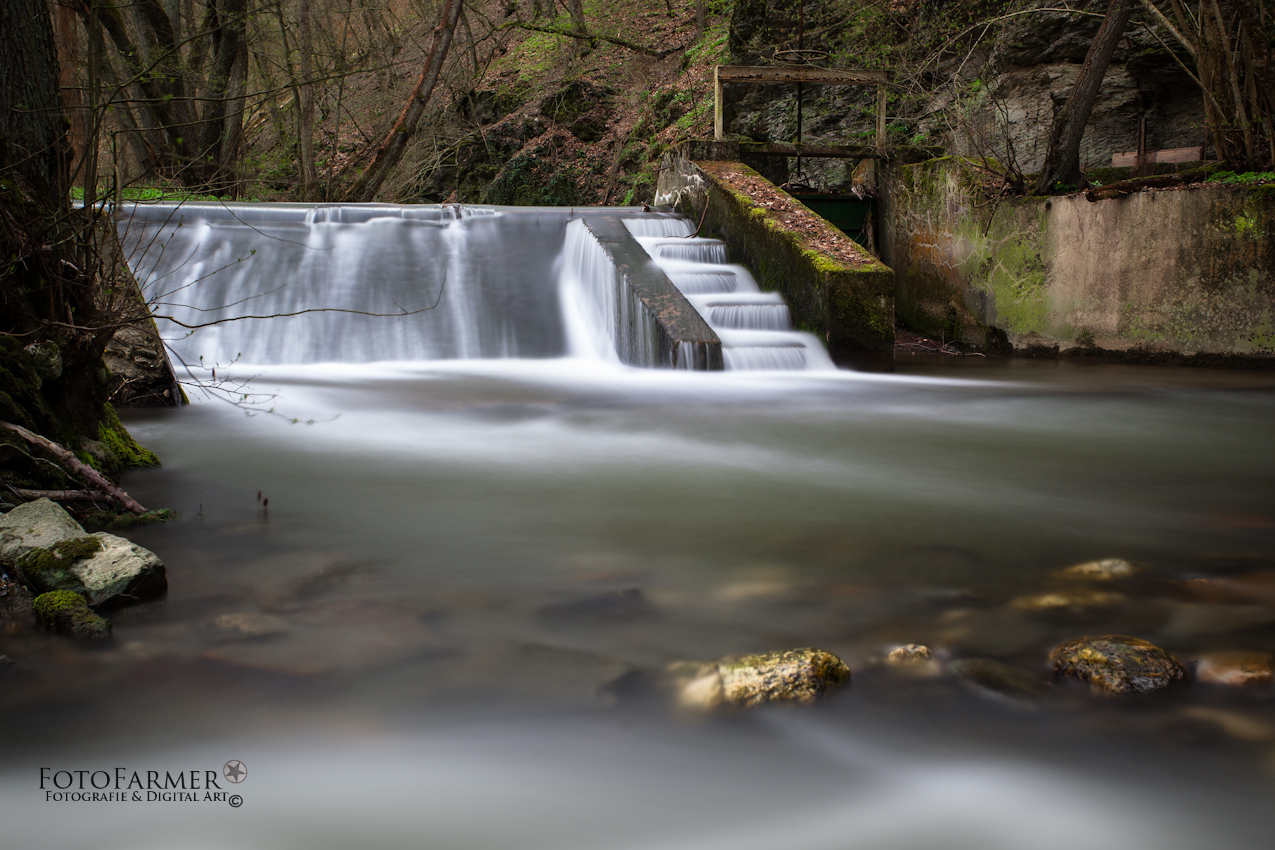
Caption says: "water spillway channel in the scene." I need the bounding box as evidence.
[3,203,1271,847]
[624,216,833,370]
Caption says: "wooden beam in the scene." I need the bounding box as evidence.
[739,142,879,159]
[876,85,886,154]
[715,65,887,86]
[714,66,724,141]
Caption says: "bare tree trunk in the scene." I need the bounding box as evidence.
[51,0,87,178]
[1035,0,1137,192]
[3,0,69,199]
[349,0,463,202]
[299,0,318,197]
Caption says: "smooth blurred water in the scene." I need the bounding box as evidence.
[3,204,1273,847]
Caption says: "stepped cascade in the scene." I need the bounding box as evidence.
[623,217,834,370]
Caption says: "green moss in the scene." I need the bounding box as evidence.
[33,588,89,625]
[97,402,159,469]
[33,589,111,640]
[18,536,101,594]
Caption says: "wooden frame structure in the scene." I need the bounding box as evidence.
[713,66,888,154]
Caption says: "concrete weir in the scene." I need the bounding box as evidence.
[655,141,896,371]
[579,216,723,370]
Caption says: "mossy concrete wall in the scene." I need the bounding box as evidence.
[655,146,896,371]
[880,158,1275,356]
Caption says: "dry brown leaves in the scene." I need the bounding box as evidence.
[700,163,875,270]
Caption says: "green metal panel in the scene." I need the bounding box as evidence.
[791,194,873,248]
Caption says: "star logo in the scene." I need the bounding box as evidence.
[223,760,247,784]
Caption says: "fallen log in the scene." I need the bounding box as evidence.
[0,421,147,514]
[1085,173,1190,201]
[6,487,109,503]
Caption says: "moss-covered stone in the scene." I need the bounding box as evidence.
[1051,635,1186,694]
[17,535,102,595]
[33,589,111,641]
[97,402,159,470]
[671,647,851,711]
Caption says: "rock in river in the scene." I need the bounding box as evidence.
[1050,635,1187,694]
[671,647,850,711]
[1056,558,1136,581]
[3,500,166,608]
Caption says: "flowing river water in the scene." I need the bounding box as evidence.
[2,204,1273,847]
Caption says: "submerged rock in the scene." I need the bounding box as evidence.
[539,588,653,621]
[1057,558,1136,581]
[1050,635,1187,694]
[949,658,1048,701]
[671,648,850,711]
[209,612,292,640]
[33,590,111,642]
[1194,651,1274,687]
[1011,589,1125,611]
[886,644,932,664]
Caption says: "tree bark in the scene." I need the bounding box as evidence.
[349,0,464,202]
[1035,0,1138,192]
[2,0,69,199]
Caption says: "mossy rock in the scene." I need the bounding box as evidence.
[33,589,111,642]
[672,647,851,710]
[1050,635,1186,694]
[16,535,102,596]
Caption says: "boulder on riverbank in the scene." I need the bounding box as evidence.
[1050,635,1187,694]
[670,647,851,711]
[1,498,165,608]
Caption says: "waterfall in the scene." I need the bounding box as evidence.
[117,202,567,366]
[622,220,835,371]
[557,219,660,366]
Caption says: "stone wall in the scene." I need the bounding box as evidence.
[880,158,1275,357]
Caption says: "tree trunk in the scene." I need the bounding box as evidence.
[298,0,318,197]
[349,0,464,202]
[2,0,69,199]
[1035,0,1138,193]
[51,0,88,178]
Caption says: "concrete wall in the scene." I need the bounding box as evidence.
[880,158,1275,357]
[656,144,896,371]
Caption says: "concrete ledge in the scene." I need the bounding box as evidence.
[655,147,895,371]
[581,216,723,370]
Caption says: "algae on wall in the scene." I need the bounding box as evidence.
[881,158,1275,356]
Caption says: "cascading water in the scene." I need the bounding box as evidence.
[118,202,576,366]
[558,219,660,366]
[623,217,835,370]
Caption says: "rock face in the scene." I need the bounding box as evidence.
[1050,635,1187,694]
[33,590,111,642]
[104,323,181,407]
[672,648,850,711]
[2,498,166,608]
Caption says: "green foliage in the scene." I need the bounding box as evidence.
[1207,170,1275,185]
